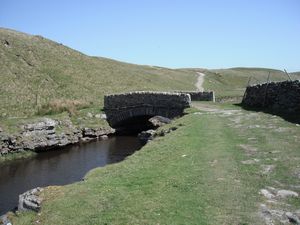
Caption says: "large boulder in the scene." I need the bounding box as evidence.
[18,187,43,212]
[149,116,171,128]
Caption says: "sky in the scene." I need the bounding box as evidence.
[1,0,299,71]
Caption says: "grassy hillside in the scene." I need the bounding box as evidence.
[0,28,197,117]
[202,67,300,101]
[1,27,299,119]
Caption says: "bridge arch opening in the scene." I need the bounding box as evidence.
[113,115,156,134]
[104,91,191,133]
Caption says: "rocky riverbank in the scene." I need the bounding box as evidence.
[0,117,114,156]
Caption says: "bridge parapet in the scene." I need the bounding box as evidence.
[104,91,191,128]
[173,91,215,102]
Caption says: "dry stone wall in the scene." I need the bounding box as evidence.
[242,80,300,114]
[175,91,215,101]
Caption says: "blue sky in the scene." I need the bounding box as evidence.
[1,0,299,71]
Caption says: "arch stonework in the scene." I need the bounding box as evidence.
[104,91,191,128]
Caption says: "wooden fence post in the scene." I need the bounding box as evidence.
[284,69,292,81]
[262,72,271,107]
[242,76,252,102]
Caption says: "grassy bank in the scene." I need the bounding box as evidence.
[10,103,300,224]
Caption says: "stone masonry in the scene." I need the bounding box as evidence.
[104,91,191,128]
[242,80,300,114]
[175,91,215,102]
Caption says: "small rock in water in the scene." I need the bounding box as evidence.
[137,130,155,142]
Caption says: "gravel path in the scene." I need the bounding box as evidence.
[196,72,205,91]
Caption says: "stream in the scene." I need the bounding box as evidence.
[0,136,142,215]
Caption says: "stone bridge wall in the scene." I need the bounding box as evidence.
[104,91,191,128]
[175,91,215,102]
[242,80,300,113]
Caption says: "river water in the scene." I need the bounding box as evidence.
[0,136,142,215]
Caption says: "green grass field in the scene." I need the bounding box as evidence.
[10,103,300,224]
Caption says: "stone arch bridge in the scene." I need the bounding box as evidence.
[104,91,191,130]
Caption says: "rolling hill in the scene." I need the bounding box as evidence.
[0,28,197,117]
[1,28,299,117]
